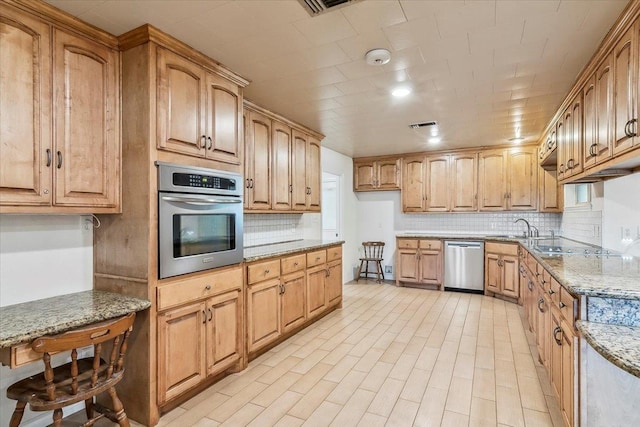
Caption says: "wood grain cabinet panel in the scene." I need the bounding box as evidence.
[326,259,343,306]
[595,53,614,165]
[0,6,52,206]
[396,238,443,289]
[425,155,449,212]
[450,153,477,211]
[478,150,507,210]
[0,4,120,212]
[306,137,321,211]
[292,130,309,211]
[401,156,426,212]
[377,158,401,189]
[613,24,636,154]
[244,109,271,210]
[281,271,306,333]
[484,243,519,299]
[354,162,376,191]
[206,290,241,375]
[271,120,293,211]
[539,168,563,212]
[247,278,281,353]
[206,73,241,165]
[306,265,327,319]
[583,75,597,170]
[506,149,537,210]
[353,157,400,191]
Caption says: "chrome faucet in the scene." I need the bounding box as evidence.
[530,225,539,238]
[514,218,531,238]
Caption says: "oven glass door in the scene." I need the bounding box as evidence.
[159,192,243,279]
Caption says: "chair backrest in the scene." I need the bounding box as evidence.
[30,312,135,401]
[363,241,385,259]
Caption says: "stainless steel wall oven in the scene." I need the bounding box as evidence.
[157,162,243,279]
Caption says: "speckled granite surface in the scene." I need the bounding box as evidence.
[244,239,344,263]
[0,291,151,348]
[587,297,640,327]
[577,320,640,379]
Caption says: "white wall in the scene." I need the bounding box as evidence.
[0,214,93,427]
[602,173,640,255]
[321,147,359,282]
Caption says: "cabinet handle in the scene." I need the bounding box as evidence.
[56,151,62,169]
[201,135,207,148]
[46,149,52,167]
[538,298,545,313]
[289,184,293,193]
[589,143,597,157]
[208,308,213,322]
[528,281,533,291]
[548,289,555,295]
[246,178,251,188]
[265,269,270,274]
[316,257,321,261]
[294,262,298,267]
[559,164,565,174]
[567,159,573,170]
[631,119,638,137]
[559,301,566,308]
[280,284,285,294]
[205,285,211,291]
[207,136,212,150]
[249,179,254,189]
[202,310,207,324]
[326,268,330,277]
[547,138,553,149]
[553,326,562,345]
[625,119,637,137]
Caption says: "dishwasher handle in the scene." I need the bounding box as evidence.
[445,241,483,249]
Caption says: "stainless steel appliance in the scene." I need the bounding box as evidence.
[157,162,243,279]
[444,241,484,292]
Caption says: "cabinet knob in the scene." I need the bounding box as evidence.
[316,257,320,261]
[294,262,298,266]
[559,301,566,308]
[548,289,554,295]
[205,285,211,290]
[265,269,270,274]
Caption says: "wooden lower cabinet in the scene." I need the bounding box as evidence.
[396,238,443,289]
[484,242,519,299]
[561,320,576,427]
[246,245,343,358]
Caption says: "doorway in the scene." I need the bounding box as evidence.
[322,172,341,240]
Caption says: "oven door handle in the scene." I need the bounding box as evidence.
[161,196,242,205]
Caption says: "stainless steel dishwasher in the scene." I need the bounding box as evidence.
[444,241,484,292]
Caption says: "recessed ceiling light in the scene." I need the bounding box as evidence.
[365,48,391,66]
[428,137,441,144]
[392,87,411,97]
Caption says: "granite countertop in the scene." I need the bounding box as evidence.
[577,320,640,379]
[244,239,345,263]
[0,290,151,348]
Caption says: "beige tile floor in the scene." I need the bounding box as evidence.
[74,281,564,427]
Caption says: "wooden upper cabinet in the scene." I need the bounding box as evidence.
[507,148,537,210]
[583,74,598,170]
[353,157,400,191]
[595,53,614,164]
[157,47,206,157]
[556,117,566,180]
[478,150,507,211]
[612,24,636,154]
[271,120,292,211]
[401,156,426,212]
[539,168,563,213]
[0,7,52,206]
[450,153,477,211]
[306,137,321,212]
[569,94,583,176]
[53,30,119,207]
[0,5,120,212]
[157,47,242,166]
[244,109,271,210]
[425,155,449,212]
[291,130,308,211]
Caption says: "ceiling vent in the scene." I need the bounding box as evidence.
[409,121,438,129]
[297,0,358,16]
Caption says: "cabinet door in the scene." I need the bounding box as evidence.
[306,265,326,319]
[377,158,401,189]
[205,72,241,165]
[425,155,449,212]
[583,75,597,170]
[206,290,241,376]
[291,130,308,211]
[401,156,425,212]
[397,249,419,283]
[550,311,562,399]
[419,249,442,286]
[0,7,52,206]
[556,117,566,180]
[562,106,573,179]
[272,120,292,210]
[569,95,583,175]
[158,301,207,404]
[281,271,306,333]
[325,260,342,306]
[244,110,271,210]
[539,168,562,212]
[507,149,537,210]
[485,253,501,293]
[501,255,519,298]
[354,161,376,191]
[596,53,614,164]
[247,279,281,353]
[613,26,635,154]
[53,30,119,207]
[157,47,206,157]
[450,153,477,211]
[306,136,321,211]
[561,323,575,427]
[478,150,507,210]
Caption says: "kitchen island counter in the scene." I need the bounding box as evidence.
[244,239,345,263]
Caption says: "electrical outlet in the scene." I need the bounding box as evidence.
[385,265,392,274]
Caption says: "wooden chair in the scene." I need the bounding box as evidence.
[6,313,136,427]
[356,241,385,283]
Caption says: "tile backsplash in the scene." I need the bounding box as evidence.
[244,214,305,247]
[561,210,602,246]
[398,212,562,237]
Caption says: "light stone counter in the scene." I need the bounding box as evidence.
[244,239,344,263]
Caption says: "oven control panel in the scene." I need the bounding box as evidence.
[173,173,236,191]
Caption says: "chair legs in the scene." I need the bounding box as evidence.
[9,402,26,427]
[85,397,94,419]
[53,408,63,427]
[108,387,130,427]
[355,260,364,282]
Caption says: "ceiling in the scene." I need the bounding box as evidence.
[46,0,629,158]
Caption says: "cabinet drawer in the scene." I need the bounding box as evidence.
[419,239,441,250]
[0,344,56,368]
[326,245,342,262]
[281,254,306,275]
[560,287,578,325]
[485,242,519,256]
[158,265,243,311]
[307,250,327,267]
[548,276,561,306]
[247,259,281,285]
[398,239,418,249]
